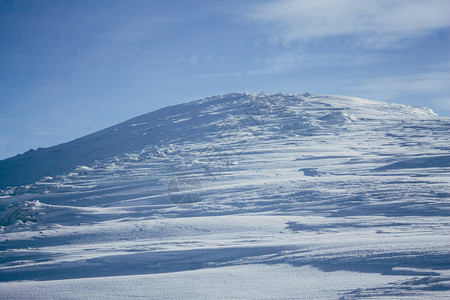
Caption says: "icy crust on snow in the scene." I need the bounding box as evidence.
[0,93,449,298]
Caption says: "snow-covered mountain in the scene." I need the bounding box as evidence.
[1,93,449,299]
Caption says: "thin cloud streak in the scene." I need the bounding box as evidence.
[246,0,450,48]
[348,72,450,94]
[345,71,450,115]
[197,52,382,78]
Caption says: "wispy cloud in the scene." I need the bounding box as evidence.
[198,52,381,78]
[245,0,450,48]
[350,72,449,95]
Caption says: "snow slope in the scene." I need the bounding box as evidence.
[0,93,449,299]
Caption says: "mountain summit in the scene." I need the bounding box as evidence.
[1,93,449,298]
[0,92,439,190]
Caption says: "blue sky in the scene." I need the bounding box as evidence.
[1,0,449,160]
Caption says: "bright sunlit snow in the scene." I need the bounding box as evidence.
[0,93,449,299]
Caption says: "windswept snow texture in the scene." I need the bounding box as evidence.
[1,93,449,299]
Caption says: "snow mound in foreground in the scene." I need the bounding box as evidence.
[0,200,41,227]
